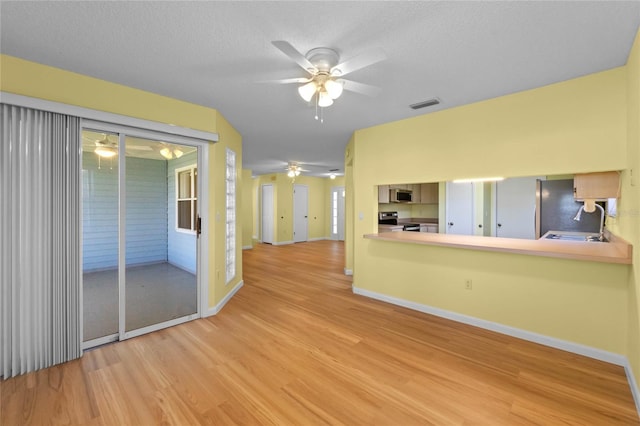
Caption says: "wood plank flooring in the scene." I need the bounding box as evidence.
[2,240,638,425]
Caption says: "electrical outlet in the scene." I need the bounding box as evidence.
[465,279,472,290]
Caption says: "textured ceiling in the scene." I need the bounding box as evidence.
[1,1,639,177]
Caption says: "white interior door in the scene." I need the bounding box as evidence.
[445,182,474,235]
[495,176,540,239]
[261,184,274,244]
[331,186,345,241]
[293,185,308,243]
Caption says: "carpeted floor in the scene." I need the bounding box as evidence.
[83,262,197,341]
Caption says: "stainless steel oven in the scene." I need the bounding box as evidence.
[378,211,398,225]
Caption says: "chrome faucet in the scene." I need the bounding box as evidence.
[573,203,605,241]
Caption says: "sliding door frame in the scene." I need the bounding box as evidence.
[81,120,210,348]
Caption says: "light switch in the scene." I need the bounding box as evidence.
[358,212,364,220]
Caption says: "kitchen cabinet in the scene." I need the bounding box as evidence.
[420,183,439,204]
[390,184,410,190]
[420,224,438,233]
[411,184,422,203]
[378,182,439,204]
[378,185,390,203]
[573,171,620,200]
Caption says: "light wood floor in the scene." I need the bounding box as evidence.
[2,240,638,425]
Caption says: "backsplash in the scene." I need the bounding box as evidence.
[378,203,438,219]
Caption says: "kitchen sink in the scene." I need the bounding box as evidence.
[544,233,608,243]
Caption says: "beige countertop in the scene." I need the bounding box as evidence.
[364,229,632,264]
[397,218,439,224]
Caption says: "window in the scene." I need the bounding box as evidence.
[176,164,197,233]
[225,148,236,283]
[332,190,338,235]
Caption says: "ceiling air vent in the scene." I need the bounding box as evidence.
[409,98,440,110]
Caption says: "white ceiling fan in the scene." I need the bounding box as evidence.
[268,40,386,121]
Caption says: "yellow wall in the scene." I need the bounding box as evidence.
[207,114,243,307]
[608,29,640,391]
[345,136,355,273]
[1,55,243,309]
[350,66,631,355]
[0,55,216,131]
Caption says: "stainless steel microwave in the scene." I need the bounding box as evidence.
[390,188,412,203]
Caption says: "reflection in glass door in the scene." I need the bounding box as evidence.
[124,137,198,332]
[82,131,120,342]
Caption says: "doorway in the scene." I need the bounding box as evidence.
[494,176,540,239]
[331,186,345,241]
[261,184,274,244]
[81,124,206,348]
[445,181,474,235]
[293,184,309,243]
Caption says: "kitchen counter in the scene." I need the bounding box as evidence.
[364,229,632,264]
[379,217,439,233]
[378,224,404,232]
[397,218,439,225]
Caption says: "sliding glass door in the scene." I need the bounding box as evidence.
[124,136,198,332]
[82,131,120,342]
[82,126,201,348]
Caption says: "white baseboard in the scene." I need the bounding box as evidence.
[344,268,353,276]
[354,285,640,416]
[203,280,243,317]
[624,361,640,415]
[272,241,294,246]
[352,285,631,368]
[242,245,253,250]
[308,237,329,242]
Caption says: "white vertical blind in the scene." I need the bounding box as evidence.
[0,104,82,378]
[225,148,236,283]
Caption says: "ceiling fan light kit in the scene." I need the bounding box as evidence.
[160,147,184,160]
[95,146,117,158]
[317,90,334,107]
[324,79,343,99]
[286,162,303,179]
[271,40,386,122]
[297,81,316,102]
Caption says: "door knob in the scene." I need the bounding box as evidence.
[448,222,454,226]
[497,223,502,228]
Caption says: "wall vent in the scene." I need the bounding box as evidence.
[409,98,440,110]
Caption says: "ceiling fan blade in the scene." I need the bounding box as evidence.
[339,79,382,97]
[272,40,317,74]
[257,77,311,84]
[331,48,386,76]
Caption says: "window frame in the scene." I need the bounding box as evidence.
[175,163,198,235]
[225,148,236,284]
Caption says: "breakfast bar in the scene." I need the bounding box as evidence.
[364,230,632,264]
